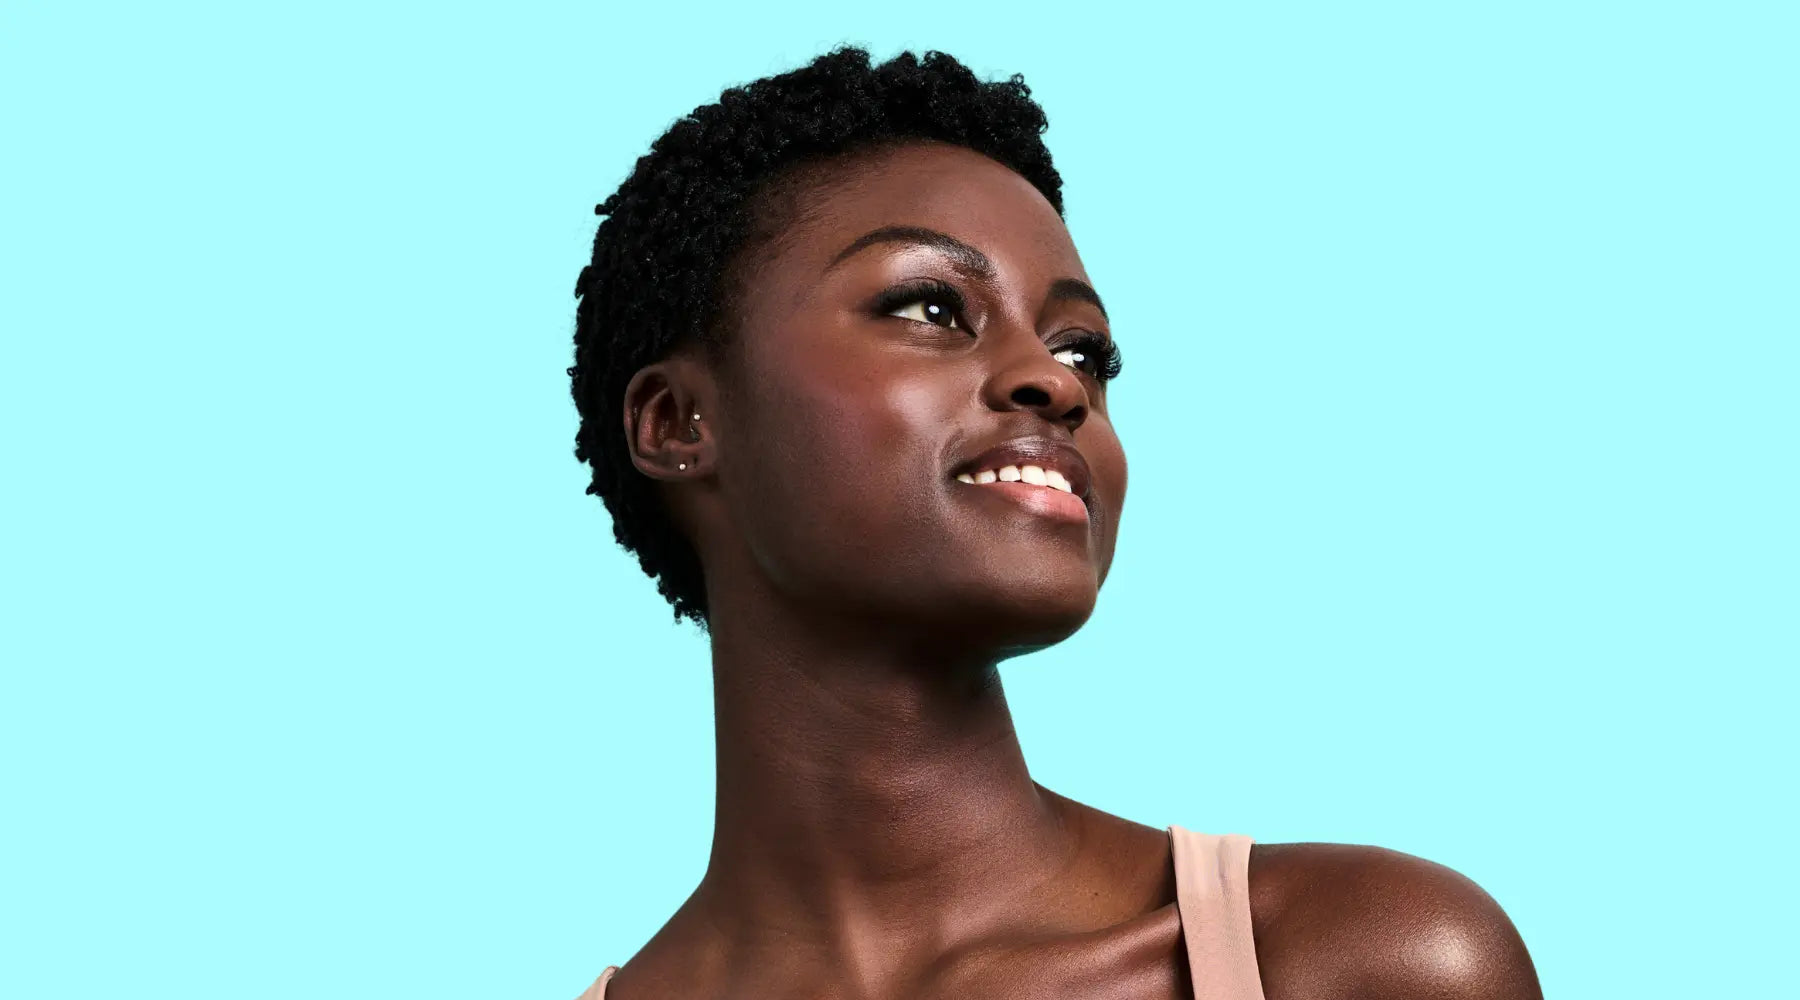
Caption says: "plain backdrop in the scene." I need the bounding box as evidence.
[4,2,1794,997]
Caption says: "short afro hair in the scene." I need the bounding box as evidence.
[569,46,1064,630]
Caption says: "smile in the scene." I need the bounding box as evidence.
[956,463,1076,494]
[953,464,1090,524]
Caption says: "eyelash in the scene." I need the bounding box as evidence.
[873,278,967,329]
[1057,331,1125,384]
[874,278,1125,384]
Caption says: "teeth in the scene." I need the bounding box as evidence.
[956,464,1077,495]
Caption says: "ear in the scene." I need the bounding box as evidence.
[622,359,711,482]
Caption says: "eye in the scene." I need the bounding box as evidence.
[875,279,967,330]
[1052,332,1125,384]
[891,298,960,328]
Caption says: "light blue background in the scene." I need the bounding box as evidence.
[4,2,1794,997]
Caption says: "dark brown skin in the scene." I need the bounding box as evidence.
[609,141,1542,1000]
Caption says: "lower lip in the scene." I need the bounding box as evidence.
[956,480,1090,524]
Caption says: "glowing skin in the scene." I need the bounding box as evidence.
[608,142,1541,1000]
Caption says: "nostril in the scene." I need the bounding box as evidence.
[1008,385,1085,431]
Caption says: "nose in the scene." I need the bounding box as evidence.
[981,329,1089,434]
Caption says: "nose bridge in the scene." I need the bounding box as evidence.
[980,313,1089,430]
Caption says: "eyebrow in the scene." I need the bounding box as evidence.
[1048,277,1108,321]
[827,225,994,279]
[827,225,1108,320]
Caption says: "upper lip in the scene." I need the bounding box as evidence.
[952,436,1093,502]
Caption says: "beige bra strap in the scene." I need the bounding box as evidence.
[576,964,617,1000]
[1168,825,1266,1000]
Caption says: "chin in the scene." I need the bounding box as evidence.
[818,562,1099,656]
[942,574,1098,656]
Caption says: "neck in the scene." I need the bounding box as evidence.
[694,586,1082,976]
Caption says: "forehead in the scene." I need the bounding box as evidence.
[763,142,1083,280]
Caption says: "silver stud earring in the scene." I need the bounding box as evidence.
[678,462,687,471]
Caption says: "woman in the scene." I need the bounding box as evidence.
[569,48,1540,1000]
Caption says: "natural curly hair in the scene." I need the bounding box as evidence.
[569,46,1065,630]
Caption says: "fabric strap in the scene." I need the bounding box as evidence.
[1168,824,1267,1000]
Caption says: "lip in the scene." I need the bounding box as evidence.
[950,436,1093,504]
[961,478,1090,524]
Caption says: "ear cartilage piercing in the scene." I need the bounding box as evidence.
[692,413,701,420]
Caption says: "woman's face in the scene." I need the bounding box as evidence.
[704,141,1127,656]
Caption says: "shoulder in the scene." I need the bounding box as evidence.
[1244,841,1542,1000]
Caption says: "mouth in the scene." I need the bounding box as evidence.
[949,438,1093,526]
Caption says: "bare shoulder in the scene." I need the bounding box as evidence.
[1244,841,1542,1000]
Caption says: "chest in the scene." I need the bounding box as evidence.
[610,914,1196,1000]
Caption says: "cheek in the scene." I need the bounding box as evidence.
[1079,416,1129,569]
[725,361,962,589]
[1094,422,1128,513]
